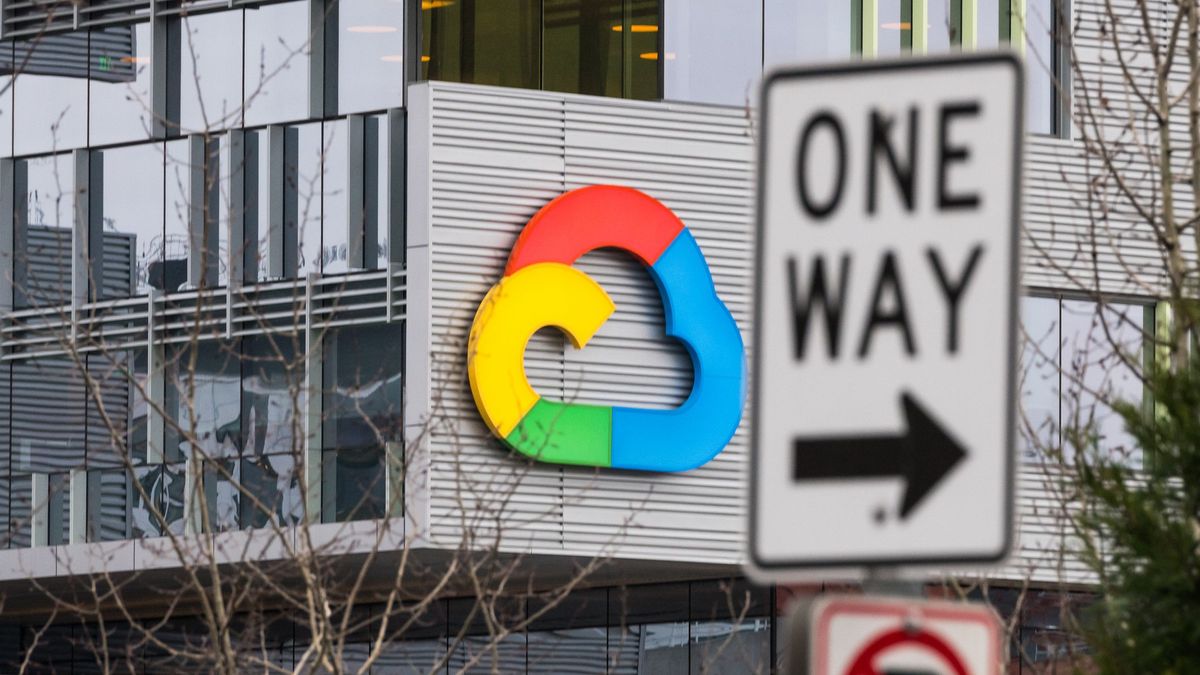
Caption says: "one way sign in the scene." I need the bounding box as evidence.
[749,54,1021,576]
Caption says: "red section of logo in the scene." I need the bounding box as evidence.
[845,628,970,675]
[505,185,685,275]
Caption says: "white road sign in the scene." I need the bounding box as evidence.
[808,595,1001,675]
[749,54,1022,576]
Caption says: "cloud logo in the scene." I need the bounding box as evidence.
[467,185,746,472]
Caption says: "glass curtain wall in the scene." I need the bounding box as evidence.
[422,0,661,99]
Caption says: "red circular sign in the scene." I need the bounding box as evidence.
[845,628,970,675]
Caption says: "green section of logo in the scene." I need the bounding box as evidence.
[504,399,611,467]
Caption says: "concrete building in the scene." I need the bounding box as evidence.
[0,0,1153,671]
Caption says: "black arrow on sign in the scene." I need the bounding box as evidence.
[792,393,967,520]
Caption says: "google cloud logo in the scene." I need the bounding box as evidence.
[467,185,745,473]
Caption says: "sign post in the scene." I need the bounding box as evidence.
[749,54,1022,577]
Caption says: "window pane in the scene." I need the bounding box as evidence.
[47,472,70,545]
[1060,300,1145,467]
[130,464,164,537]
[877,0,909,56]
[164,139,194,293]
[689,619,770,674]
[19,154,75,308]
[323,324,403,450]
[86,468,129,542]
[240,453,301,528]
[245,1,310,126]
[177,11,245,133]
[90,24,153,146]
[1020,297,1059,462]
[626,0,659,100]
[0,43,13,157]
[162,461,187,535]
[764,0,850,67]
[927,0,959,52]
[12,359,86,474]
[544,0,622,97]
[99,143,164,299]
[979,0,1000,48]
[321,119,348,273]
[242,335,303,457]
[13,34,88,154]
[165,342,241,463]
[87,351,147,469]
[203,458,240,532]
[286,122,324,275]
[8,475,31,548]
[663,0,758,106]
[321,447,385,522]
[338,0,405,114]
[1026,0,1055,135]
[423,0,540,89]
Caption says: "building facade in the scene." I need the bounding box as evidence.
[0,0,1159,671]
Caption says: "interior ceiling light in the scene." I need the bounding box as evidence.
[120,56,150,64]
[348,25,398,33]
[380,54,405,62]
[422,0,454,8]
[611,24,659,32]
[880,21,912,29]
[420,55,431,62]
[639,52,675,60]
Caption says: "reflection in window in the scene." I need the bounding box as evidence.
[13,35,88,154]
[97,144,164,299]
[338,0,405,114]
[202,458,240,532]
[90,24,154,146]
[87,351,147,469]
[164,139,195,293]
[320,120,349,273]
[244,1,311,127]
[663,0,759,106]
[176,11,245,133]
[130,464,164,537]
[241,335,303,457]
[165,342,241,463]
[544,0,622,97]
[86,469,129,542]
[12,359,86,474]
[240,453,302,528]
[764,0,850,68]
[1020,297,1060,461]
[285,123,325,275]
[47,472,70,546]
[17,154,75,308]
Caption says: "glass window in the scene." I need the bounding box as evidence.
[763,0,850,67]
[240,453,301,528]
[12,359,86,474]
[927,0,959,52]
[663,0,759,106]
[244,1,311,127]
[13,34,88,154]
[89,24,154,146]
[1061,300,1145,467]
[87,351,148,469]
[161,461,187,535]
[979,0,1001,48]
[86,468,129,542]
[242,334,303,457]
[365,113,393,270]
[164,139,194,293]
[1020,297,1060,461]
[18,154,75,308]
[1026,0,1055,135]
[97,143,164,299]
[164,342,241,463]
[528,589,607,673]
[423,0,540,89]
[447,598,526,674]
[284,122,324,276]
[8,475,31,548]
[320,119,348,273]
[876,0,911,56]
[202,457,240,532]
[321,446,385,523]
[625,0,659,100]
[338,0,405,114]
[176,11,245,133]
[0,43,14,157]
[544,0,622,97]
[47,472,70,545]
[130,464,164,537]
[323,324,403,451]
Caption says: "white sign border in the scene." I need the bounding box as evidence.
[748,52,1024,577]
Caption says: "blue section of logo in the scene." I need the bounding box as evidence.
[610,230,746,472]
